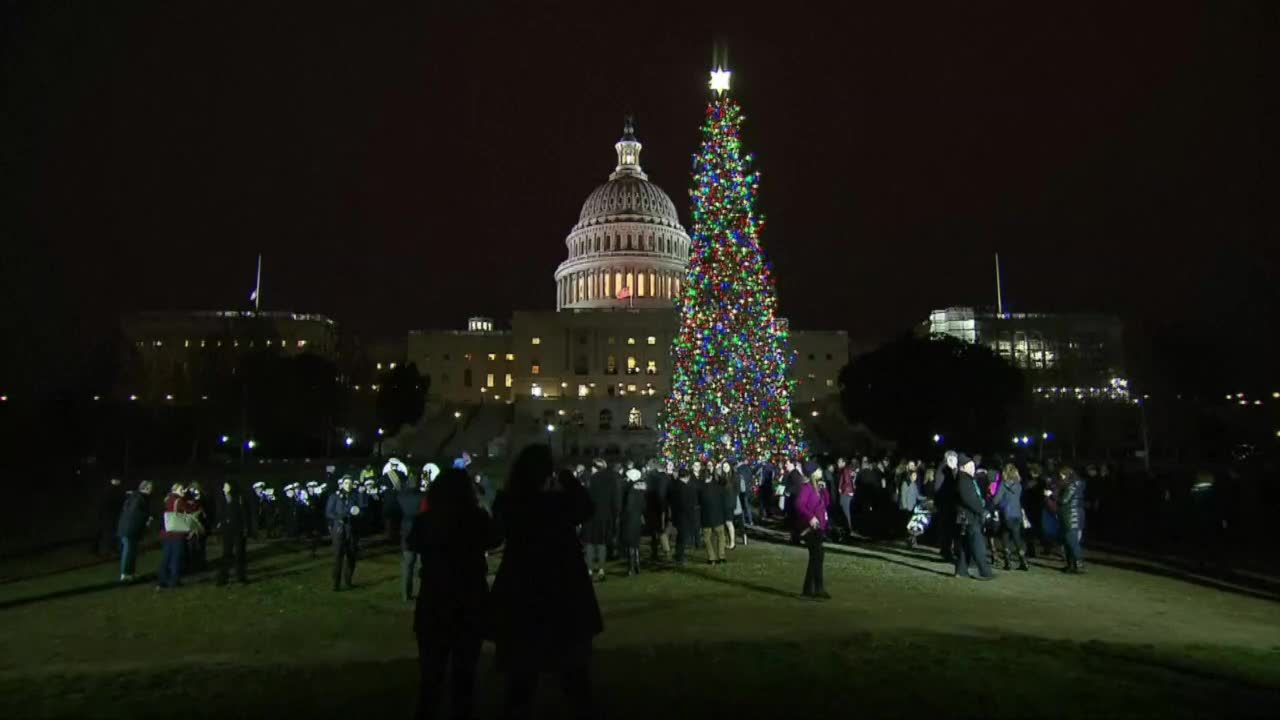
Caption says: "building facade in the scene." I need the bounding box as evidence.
[407,121,847,458]
[120,310,339,403]
[927,306,1127,399]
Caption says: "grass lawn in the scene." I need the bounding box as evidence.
[1,527,1278,719]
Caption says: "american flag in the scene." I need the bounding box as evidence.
[616,286,633,300]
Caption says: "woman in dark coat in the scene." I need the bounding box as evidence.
[410,469,499,720]
[619,468,647,576]
[490,445,601,720]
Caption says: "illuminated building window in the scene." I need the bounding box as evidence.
[464,354,472,362]
[487,373,495,388]
[807,373,816,381]
[531,384,542,397]
[627,337,636,345]
[626,356,638,375]
[377,363,383,370]
[504,373,513,388]
[389,362,397,370]
[578,384,589,397]
[826,379,834,387]
[638,273,646,297]
[646,360,657,375]
[506,353,515,361]
[531,362,541,375]
[488,353,497,361]
[627,384,637,393]
[297,340,306,348]
[531,337,541,345]
[183,340,190,348]
[628,407,643,427]
[647,336,656,345]
[201,340,207,348]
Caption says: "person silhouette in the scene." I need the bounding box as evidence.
[490,444,601,719]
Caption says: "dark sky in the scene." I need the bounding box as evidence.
[3,2,1275,383]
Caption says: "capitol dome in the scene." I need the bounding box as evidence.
[555,118,692,311]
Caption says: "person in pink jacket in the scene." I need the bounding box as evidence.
[795,461,830,599]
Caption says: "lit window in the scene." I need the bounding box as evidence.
[389,362,397,370]
[464,353,472,362]
[531,384,543,397]
[504,373,513,388]
[531,337,541,345]
[201,340,207,348]
[488,353,497,361]
[647,336,656,345]
[627,384,637,393]
[627,356,638,374]
[531,363,541,375]
[646,360,658,375]
[183,340,190,348]
[627,337,636,345]
[506,353,514,361]
[578,384,589,397]
[487,373,495,387]
[297,340,306,348]
[826,379,835,387]
[628,407,643,427]
[377,363,383,370]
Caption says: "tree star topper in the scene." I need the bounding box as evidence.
[709,67,732,94]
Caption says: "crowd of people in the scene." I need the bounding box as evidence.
[92,443,1097,718]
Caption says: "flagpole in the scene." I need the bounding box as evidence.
[255,254,262,312]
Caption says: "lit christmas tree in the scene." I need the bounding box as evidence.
[659,67,806,465]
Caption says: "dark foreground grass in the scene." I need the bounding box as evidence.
[1,533,1278,719]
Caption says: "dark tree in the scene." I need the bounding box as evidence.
[375,362,428,438]
[838,334,1026,454]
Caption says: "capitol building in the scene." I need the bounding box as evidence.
[396,120,847,460]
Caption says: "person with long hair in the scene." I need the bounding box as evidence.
[795,461,831,599]
[490,445,601,720]
[991,464,1029,571]
[410,468,500,720]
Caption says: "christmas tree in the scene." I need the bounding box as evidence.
[659,68,806,465]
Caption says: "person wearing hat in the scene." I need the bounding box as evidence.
[582,459,618,581]
[795,461,831,598]
[955,454,994,580]
[325,475,368,591]
[619,468,647,576]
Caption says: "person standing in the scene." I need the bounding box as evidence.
[835,458,855,538]
[758,455,777,520]
[697,466,727,565]
[94,477,126,556]
[583,460,617,582]
[645,461,672,561]
[325,475,367,591]
[398,475,428,602]
[215,481,252,586]
[954,455,994,580]
[409,469,500,720]
[1057,466,1086,574]
[490,445,601,720]
[185,483,209,573]
[717,461,738,550]
[934,451,959,562]
[619,468,647,576]
[796,462,830,599]
[157,483,200,589]
[898,468,921,545]
[670,467,699,565]
[116,481,153,583]
[734,460,756,528]
[991,464,1029,571]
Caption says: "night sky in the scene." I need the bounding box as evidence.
[4,2,1274,386]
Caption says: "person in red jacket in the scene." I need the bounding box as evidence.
[795,462,831,600]
[836,457,856,537]
[157,483,201,589]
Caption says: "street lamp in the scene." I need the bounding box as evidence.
[219,435,230,444]
[453,410,463,419]
[246,439,257,450]
[344,436,354,447]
